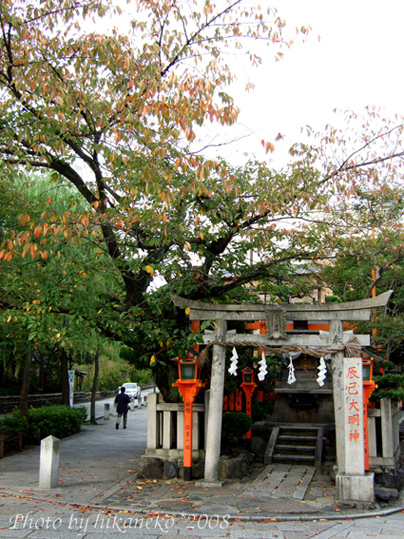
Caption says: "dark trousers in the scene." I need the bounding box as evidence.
[117,412,128,427]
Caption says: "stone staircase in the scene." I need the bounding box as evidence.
[264,424,325,468]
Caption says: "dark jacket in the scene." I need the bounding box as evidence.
[115,392,131,414]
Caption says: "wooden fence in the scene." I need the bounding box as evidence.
[145,392,206,459]
[146,393,402,470]
[0,390,118,414]
[368,399,401,468]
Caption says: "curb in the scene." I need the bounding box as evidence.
[1,489,403,523]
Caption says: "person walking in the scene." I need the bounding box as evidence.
[115,386,131,429]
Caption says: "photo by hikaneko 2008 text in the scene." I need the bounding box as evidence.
[9,511,230,534]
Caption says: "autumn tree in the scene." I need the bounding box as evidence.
[0,172,118,412]
[319,183,404,362]
[315,183,404,402]
[1,1,404,400]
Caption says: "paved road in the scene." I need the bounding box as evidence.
[73,388,155,419]
[0,395,403,537]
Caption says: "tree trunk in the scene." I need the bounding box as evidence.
[90,348,100,424]
[19,350,31,418]
[60,349,70,405]
[38,353,44,392]
[153,362,181,402]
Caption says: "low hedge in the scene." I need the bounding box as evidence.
[28,405,87,441]
[0,405,87,444]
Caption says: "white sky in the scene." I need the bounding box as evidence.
[205,0,404,166]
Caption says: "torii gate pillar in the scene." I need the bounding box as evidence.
[329,319,346,472]
[204,320,227,483]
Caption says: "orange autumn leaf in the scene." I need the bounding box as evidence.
[261,139,275,154]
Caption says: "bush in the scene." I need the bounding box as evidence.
[0,410,29,439]
[27,405,87,440]
[251,398,273,421]
[222,411,252,444]
[371,373,404,403]
[0,405,87,446]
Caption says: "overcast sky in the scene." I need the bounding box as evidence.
[205,0,404,166]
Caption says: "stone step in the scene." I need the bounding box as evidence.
[278,435,317,443]
[276,444,316,453]
[264,424,324,468]
[273,454,314,463]
[274,424,321,430]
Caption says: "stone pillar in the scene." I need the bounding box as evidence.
[39,435,60,489]
[329,319,345,473]
[204,390,210,449]
[335,357,374,503]
[177,411,184,450]
[342,357,365,475]
[104,403,110,420]
[204,320,227,483]
[368,414,377,458]
[381,398,394,459]
[163,411,173,450]
[146,392,159,452]
[192,411,199,450]
[392,400,400,459]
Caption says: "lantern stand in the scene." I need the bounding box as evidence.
[240,367,257,440]
[172,357,205,481]
[362,358,377,472]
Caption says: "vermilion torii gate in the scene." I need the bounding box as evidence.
[172,290,392,503]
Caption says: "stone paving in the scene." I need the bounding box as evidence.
[103,464,332,518]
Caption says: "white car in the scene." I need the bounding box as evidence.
[119,382,141,399]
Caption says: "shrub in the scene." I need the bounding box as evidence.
[222,411,252,444]
[0,405,87,456]
[371,373,404,402]
[251,398,273,421]
[27,405,87,441]
[0,410,29,439]
[0,405,87,444]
